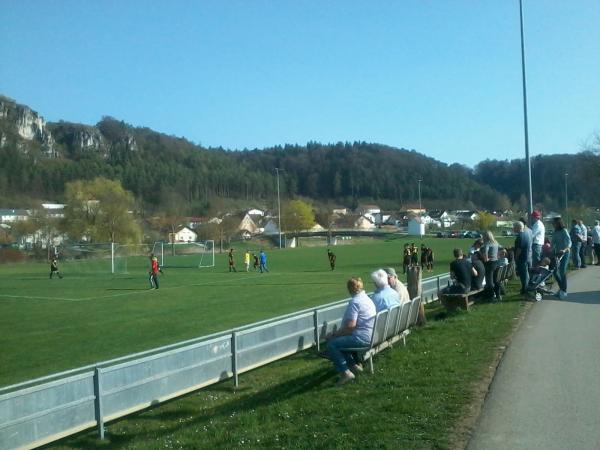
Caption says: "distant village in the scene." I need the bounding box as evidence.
[0,202,568,250]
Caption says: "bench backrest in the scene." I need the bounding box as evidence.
[396,301,412,335]
[408,296,422,327]
[384,304,401,340]
[370,309,389,347]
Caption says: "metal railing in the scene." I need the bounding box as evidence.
[0,273,450,450]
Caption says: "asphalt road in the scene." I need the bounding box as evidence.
[467,265,600,450]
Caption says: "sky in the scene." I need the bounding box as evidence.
[1,0,599,167]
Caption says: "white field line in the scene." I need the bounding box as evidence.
[0,273,285,303]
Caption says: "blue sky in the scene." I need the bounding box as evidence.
[1,0,599,167]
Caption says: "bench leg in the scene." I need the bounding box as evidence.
[369,356,374,374]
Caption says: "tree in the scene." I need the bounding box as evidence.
[473,211,497,231]
[64,177,141,243]
[284,200,316,234]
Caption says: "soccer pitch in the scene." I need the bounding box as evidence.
[0,236,509,387]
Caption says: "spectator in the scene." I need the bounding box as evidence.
[369,269,400,312]
[542,237,553,261]
[471,251,486,291]
[552,217,571,300]
[578,219,588,268]
[592,220,600,265]
[384,268,410,304]
[569,219,583,269]
[442,248,476,294]
[513,221,532,295]
[530,210,545,267]
[469,239,483,260]
[481,231,500,300]
[497,248,509,267]
[326,277,376,386]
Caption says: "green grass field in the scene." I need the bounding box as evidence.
[0,236,512,387]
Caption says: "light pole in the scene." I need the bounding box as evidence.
[564,172,568,223]
[275,168,283,249]
[417,179,422,215]
[519,0,534,218]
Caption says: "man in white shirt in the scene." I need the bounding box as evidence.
[578,220,588,268]
[530,210,545,267]
[592,220,600,265]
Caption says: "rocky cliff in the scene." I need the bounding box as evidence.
[0,95,137,159]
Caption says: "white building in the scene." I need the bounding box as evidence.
[0,209,30,223]
[171,227,197,243]
[408,218,425,236]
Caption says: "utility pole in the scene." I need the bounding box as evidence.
[275,168,283,249]
[519,0,534,219]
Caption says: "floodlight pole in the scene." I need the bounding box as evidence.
[519,0,534,220]
[275,168,283,249]
[417,179,422,215]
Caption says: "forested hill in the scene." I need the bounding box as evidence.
[0,95,597,213]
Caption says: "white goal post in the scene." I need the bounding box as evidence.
[151,241,215,269]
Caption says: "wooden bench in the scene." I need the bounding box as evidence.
[440,288,483,311]
[440,262,516,311]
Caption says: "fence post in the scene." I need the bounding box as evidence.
[231,331,239,388]
[93,367,105,440]
[313,310,320,352]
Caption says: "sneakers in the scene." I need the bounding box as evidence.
[336,371,355,386]
[349,363,363,374]
[558,290,567,300]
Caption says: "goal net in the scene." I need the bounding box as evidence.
[151,241,215,269]
[54,242,114,275]
[111,243,153,274]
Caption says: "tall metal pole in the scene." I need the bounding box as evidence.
[275,168,282,249]
[564,172,568,223]
[519,0,534,218]
[417,179,422,215]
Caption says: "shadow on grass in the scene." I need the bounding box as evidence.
[56,354,333,449]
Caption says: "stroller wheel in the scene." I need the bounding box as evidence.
[535,292,542,302]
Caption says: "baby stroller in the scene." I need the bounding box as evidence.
[525,254,563,301]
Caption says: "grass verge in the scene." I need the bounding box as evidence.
[48,290,527,450]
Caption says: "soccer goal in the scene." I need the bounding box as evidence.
[151,241,215,269]
[111,243,153,274]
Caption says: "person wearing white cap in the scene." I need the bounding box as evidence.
[530,210,545,267]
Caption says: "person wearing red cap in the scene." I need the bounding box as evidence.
[531,210,545,267]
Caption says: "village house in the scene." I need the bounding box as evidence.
[171,227,197,243]
[0,209,30,223]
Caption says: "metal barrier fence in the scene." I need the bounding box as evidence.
[0,273,450,450]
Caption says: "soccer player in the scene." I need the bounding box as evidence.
[228,248,237,272]
[259,250,269,273]
[244,250,251,272]
[327,249,336,270]
[253,253,259,270]
[149,254,160,289]
[49,257,63,279]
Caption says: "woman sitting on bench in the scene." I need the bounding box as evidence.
[326,277,376,386]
